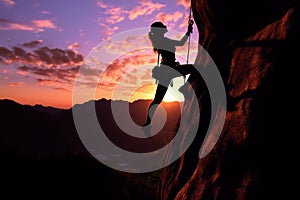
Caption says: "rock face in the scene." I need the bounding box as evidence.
[158,0,300,199]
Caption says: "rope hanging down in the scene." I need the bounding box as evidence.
[184,5,194,83]
[155,53,160,84]
[186,5,193,65]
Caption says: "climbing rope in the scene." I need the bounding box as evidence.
[186,5,193,65]
[155,53,160,84]
[183,5,194,84]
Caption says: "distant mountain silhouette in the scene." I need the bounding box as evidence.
[0,98,180,199]
[0,98,181,156]
[0,99,83,156]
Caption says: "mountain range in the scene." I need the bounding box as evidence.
[0,98,181,199]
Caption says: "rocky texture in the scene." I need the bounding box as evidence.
[158,0,300,199]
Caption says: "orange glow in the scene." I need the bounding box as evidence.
[163,90,181,102]
[127,82,184,103]
[128,83,156,102]
[0,1,197,109]
[0,84,72,109]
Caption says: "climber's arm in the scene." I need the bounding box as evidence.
[170,23,193,46]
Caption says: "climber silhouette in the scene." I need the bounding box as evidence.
[142,21,196,127]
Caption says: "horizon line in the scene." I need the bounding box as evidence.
[0,98,184,110]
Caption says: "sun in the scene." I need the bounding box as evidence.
[127,81,185,102]
[163,87,184,102]
[128,83,156,102]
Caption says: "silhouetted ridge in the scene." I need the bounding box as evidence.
[1,98,172,199]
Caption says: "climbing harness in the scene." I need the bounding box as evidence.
[152,53,174,86]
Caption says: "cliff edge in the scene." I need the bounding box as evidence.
[158,0,300,199]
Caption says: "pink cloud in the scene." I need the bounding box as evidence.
[107,7,127,16]
[96,1,165,37]
[95,50,156,101]
[9,82,24,87]
[156,11,183,25]
[106,15,125,24]
[97,1,127,24]
[35,78,72,92]
[1,0,15,6]
[0,41,84,89]
[31,19,57,29]
[100,49,155,86]
[96,0,109,9]
[68,42,80,53]
[0,69,8,74]
[0,19,58,32]
[16,70,28,75]
[176,0,190,10]
[179,13,190,29]
[99,22,119,36]
[129,1,165,20]
[0,22,39,31]
[40,10,50,15]
[97,1,127,36]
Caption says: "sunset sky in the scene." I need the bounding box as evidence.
[0,0,198,109]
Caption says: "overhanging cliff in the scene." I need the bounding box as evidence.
[158,0,300,199]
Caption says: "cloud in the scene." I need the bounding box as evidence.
[31,19,56,29]
[106,15,125,24]
[0,21,39,31]
[0,41,84,88]
[97,33,151,56]
[78,48,156,100]
[40,10,50,15]
[97,0,165,36]
[19,65,79,83]
[21,40,43,48]
[0,47,15,61]
[96,0,109,9]
[97,1,128,36]
[128,0,165,20]
[98,22,119,36]
[156,11,183,26]
[1,0,15,6]
[36,78,71,92]
[0,69,8,74]
[105,7,128,24]
[9,82,24,87]
[0,18,59,32]
[75,34,155,96]
[179,13,190,29]
[54,87,71,92]
[34,46,84,66]
[67,42,80,53]
[97,49,155,88]
[13,47,26,57]
[16,70,28,75]
[176,0,190,10]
